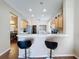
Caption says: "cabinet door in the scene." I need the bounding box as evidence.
[50,15,63,32]
[58,15,63,28]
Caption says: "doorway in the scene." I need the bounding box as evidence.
[10,12,18,43]
[32,25,37,34]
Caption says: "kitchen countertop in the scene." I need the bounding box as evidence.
[17,33,68,38]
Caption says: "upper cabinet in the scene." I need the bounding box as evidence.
[21,20,28,29]
[50,13,63,33]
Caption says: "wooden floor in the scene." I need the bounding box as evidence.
[0,39,77,59]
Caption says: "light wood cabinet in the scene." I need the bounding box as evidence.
[51,14,63,32]
[21,20,28,29]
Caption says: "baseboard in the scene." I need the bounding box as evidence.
[52,54,75,57]
[18,54,75,58]
[0,48,10,56]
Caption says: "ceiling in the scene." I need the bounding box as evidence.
[4,0,63,21]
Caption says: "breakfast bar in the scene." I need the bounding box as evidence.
[17,33,68,58]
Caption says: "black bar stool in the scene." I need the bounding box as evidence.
[45,41,58,59]
[17,40,32,59]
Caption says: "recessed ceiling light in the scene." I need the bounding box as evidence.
[29,8,32,12]
[43,8,47,12]
[31,14,34,17]
[42,14,44,17]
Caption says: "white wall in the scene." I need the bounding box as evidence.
[0,0,10,54]
[63,0,74,55]
[0,0,23,55]
[74,0,79,57]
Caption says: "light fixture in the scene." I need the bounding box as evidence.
[29,8,32,12]
[43,8,47,12]
[10,20,15,25]
[42,14,44,17]
[31,14,34,17]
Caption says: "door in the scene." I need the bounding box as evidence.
[32,25,37,34]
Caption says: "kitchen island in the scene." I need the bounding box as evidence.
[17,33,68,58]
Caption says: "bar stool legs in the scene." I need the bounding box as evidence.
[45,41,58,59]
[25,49,31,59]
[17,40,32,59]
[50,49,52,59]
[25,49,27,59]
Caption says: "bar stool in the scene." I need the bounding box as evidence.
[45,40,58,59]
[17,40,32,59]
